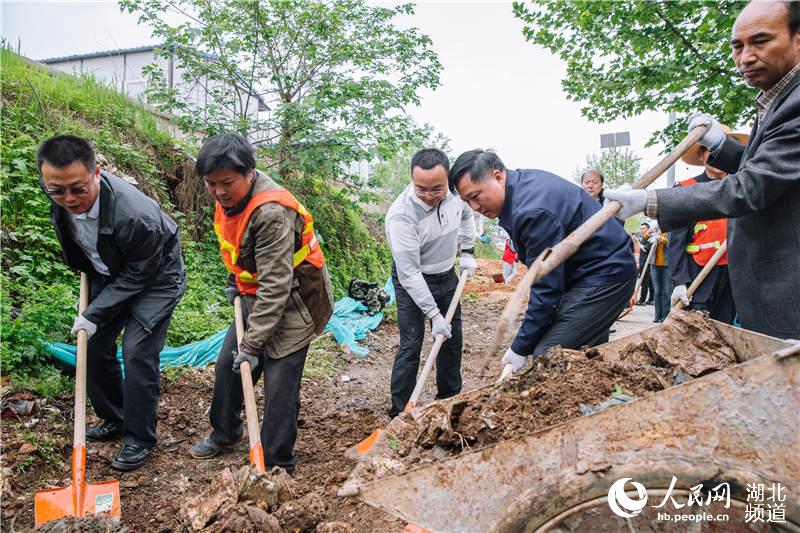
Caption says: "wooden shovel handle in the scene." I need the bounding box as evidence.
[673,240,727,310]
[234,296,266,471]
[405,271,470,411]
[486,125,709,375]
[74,273,89,448]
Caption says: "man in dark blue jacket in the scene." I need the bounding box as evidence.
[449,150,636,372]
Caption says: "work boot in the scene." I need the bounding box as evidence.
[190,436,224,459]
[86,420,122,442]
[111,444,152,471]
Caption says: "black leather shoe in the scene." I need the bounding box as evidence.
[86,420,122,442]
[190,436,223,459]
[111,444,152,471]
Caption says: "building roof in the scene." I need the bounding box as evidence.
[39,44,268,108]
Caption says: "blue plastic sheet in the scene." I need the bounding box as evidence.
[46,278,395,368]
[323,277,395,358]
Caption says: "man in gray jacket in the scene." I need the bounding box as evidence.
[606,0,800,339]
[39,135,186,470]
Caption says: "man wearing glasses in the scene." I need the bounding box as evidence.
[38,135,186,470]
[385,148,477,418]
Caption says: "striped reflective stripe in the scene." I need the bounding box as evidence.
[694,223,708,233]
[686,241,721,253]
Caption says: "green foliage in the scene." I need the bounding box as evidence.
[304,335,344,378]
[290,172,391,299]
[474,240,502,261]
[369,124,452,201]
[120,0,442,182]
[573,146,642,189]
[513,0,751,147]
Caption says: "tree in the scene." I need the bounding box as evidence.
[120,0,442,181]
[512,1,750,147]
[369,123,451,201]
[573,146,641,189]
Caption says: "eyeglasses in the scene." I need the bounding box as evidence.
[414,187,446,199]
[43,184,92,197]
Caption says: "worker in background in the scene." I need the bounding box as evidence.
[449,150,636,373]
[190,133,333,473]
[385,148,476,418]
[605,0,800,339]
[633,222,654,306]
[647,224,671,323]
[580,169,605,203]
[501,239,518,285]
[667,129,747,324]
[38,135,186,471]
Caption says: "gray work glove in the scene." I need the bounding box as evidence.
[224,286,239,305]
[688,112,725,149]
[232,348,260,375]
[430,312,452,340]
[604,184,647,221]
[459,253,478,275]
[71,314,97,338]
[501,347,528,372]
[671,284,690,307]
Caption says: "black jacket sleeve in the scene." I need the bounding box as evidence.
[510,209,566,356]
[82,215,166,326]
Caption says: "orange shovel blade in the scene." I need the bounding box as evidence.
[249,443,266,472]
[35,480,120,526]
[350,428,383,456]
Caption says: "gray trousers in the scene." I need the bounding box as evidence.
[532,276,636,357]
[208,300,308,472]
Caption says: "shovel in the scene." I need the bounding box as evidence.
[351,271,470,456]
[617,234,659,319]
[487,125,709,382]
[234,295,266,472]
[671,240,727,311]
[35,273,121,526]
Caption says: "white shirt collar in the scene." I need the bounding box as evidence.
[72,194,101,221]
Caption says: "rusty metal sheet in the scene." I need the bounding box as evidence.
[357,348,800,532]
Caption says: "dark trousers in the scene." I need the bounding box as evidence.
[532,276,635,357]
[87,309,171,448]
[688,267,736,324]
[650,265,673,322]
[638,263,653,303]
[390,265,462,418]
[209,300,308,472]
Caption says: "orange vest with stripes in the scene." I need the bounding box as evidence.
[678,178,728,266]
[214,190,325,294]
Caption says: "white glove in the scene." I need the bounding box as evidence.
[671,284,690,307]
[688,112,725,149]
[459,253,478,275]
[430,312,452,340]
[648,234,658,245]
[603,184,647,220]
[71,314,97,338]
[501,348,529,372]
[502,261,517,285]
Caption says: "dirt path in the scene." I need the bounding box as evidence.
[1,259,650,532]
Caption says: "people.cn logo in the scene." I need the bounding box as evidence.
[608,478,649,518]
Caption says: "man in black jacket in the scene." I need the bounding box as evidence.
[38,135,186,470]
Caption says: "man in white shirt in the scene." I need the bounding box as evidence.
[385,148,476,417]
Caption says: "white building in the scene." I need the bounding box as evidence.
[39,45,269,140]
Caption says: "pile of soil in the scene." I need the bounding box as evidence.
[35,516,129,533]
[342,309,738,492]
[180,465,343,532]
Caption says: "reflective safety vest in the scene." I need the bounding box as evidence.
[678,178,728,267]
[214,189,325,294]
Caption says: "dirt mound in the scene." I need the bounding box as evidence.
[341,310,738,493]
[181,465,327,532]
[35,516,129,533]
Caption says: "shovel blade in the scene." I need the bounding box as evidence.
[35,480,121,527]
[346,428,384,459]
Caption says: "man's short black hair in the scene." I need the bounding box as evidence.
[581,169,605,184]
[36,135,96,173]
[195,133,256,177]
[640,222,651,228]
[787,1,800,35]
[411,148,449,175]
[448,149,506,192]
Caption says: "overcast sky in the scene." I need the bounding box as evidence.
[2,0,745,185]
